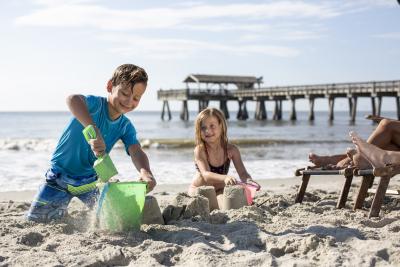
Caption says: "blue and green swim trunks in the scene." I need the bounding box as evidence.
[26,168,99,223]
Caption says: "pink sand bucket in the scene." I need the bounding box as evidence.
[238,182,260,205]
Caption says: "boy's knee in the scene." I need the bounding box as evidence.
[26,202,67,223]
[78,190,99,209]
[26,182,71,223]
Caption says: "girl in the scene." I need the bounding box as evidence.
[188,107,260,196]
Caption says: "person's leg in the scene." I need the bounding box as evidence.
[308,153,348,167]
[367,119,400,150]
[26,182,72,222]
[350,131,400,168]
[309,119,400,168]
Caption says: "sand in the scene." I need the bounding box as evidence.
[1,176,400,266]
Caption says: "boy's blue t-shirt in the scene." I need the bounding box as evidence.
[50,95,139,181]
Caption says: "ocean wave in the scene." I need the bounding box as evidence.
[140,138,349,148]
[0,138,349,151]
[0,138,128,152]
[0,139,57,151]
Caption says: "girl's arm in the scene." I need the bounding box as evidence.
[128,144,156,192]
[66,94,105,157]
[194,146,236,185]
[229,144,252,182]
[230,144,261,189]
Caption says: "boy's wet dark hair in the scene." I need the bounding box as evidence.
[110,64,148,88]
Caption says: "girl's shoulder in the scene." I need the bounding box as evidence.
[227,143,239,158]
[194,145,206,156]
[227,143,238,151]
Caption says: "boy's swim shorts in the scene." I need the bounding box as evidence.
[26,168,98,223]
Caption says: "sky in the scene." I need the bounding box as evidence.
[0,0,399,112]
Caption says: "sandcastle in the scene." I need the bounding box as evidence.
[195,186,219,211]
[162,193,210,224]
[142,196,165,225]
[221,185,248,210]
[195,185,248,211]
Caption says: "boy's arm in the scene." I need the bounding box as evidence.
[66,94,94,127]
[128,144,156,192]
[66,94,105,156]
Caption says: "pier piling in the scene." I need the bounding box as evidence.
[255,99,267,120]
[219,100,230,119]
[308,98,315,121]
[237,100,249,120]
[290,98,297,121]
[161,100,171,121]
[350,96,358,123]
[328,96,335,121]
[180,100,189,121]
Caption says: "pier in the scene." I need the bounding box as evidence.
[157,74,400,122]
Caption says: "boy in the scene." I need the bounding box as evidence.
[26,64,156,222]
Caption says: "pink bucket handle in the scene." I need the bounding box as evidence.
[238,181,260,205]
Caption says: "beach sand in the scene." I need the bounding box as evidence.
[1,176,399,266]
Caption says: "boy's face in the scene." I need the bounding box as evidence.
[107,80,147,117]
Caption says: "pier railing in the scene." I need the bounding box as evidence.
[158,80,400,121]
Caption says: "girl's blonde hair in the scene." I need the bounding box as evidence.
[194,108,228,152]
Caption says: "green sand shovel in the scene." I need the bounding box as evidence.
[82,125,118,182]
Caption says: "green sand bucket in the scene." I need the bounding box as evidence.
[96,182,147,232]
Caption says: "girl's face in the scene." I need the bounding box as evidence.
[200,116,222,143]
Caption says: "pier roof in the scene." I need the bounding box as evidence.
[183,74,262,85]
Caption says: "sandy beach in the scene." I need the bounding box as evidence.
[1,175,399,267]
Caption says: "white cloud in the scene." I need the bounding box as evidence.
[373,32,400,39]
[279,30,324,40]
[347,0,397,7]
[179,23,271,33]
[13,0,394,60]
[32,0,97,6]
[100,34,299,59]
[16,1,341,30]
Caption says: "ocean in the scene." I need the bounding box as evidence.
[0,110,395,192]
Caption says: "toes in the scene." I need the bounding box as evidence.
[349,131,357,139]
[346,147,357,156]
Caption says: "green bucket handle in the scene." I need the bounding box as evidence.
[83,125,102,158]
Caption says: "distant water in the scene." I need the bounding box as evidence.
[0,110,396,192]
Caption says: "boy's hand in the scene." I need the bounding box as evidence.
[224,175,237,186]
[89,127,106,157]
[139,175,156,193]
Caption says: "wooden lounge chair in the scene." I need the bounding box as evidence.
[295,164,400,217]
[296,115,400,217]
[294,166,355,209]
[353,164,400,217]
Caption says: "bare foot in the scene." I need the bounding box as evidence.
[349,131,389,168]
[346,147,371,169]
[335,156,352,169]
[308,153,347,167]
